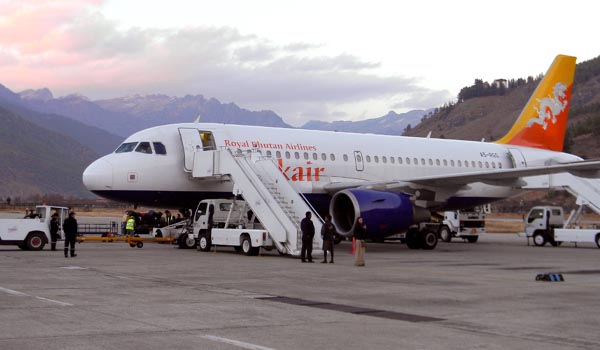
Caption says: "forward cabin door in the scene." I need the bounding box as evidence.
[508,148,527,168]
[179,128,203,172]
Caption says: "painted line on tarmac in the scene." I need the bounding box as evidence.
[0,286,72,306]
[35,296,74,306]
[0,286,28,296]
[202,335,277,350]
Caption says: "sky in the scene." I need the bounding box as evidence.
[0,0,598,126]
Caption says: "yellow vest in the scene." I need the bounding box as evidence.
[126,218,135,231]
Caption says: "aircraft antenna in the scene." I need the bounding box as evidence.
[193,114,202,123]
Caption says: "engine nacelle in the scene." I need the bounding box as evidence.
[330,189,430,238]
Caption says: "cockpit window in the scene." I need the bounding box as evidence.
[153,142,167,155]
[135,142,152,154]
[115,142,138,153]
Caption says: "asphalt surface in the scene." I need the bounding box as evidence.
[1,234,599,350]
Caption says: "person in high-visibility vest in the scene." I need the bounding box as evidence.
[125,216,135,236]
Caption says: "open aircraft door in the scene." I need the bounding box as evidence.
[354,151,364,171]
[179,128,204,172]
[508,148,527,168]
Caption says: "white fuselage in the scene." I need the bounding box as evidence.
[82,122,581,210]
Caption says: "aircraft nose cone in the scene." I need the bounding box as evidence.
[83,158,113,191]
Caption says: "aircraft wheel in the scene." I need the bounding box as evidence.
[533,232,547,246]
[466,236,479,243]
[198,234,211,252]
[405,229,420,249]
[439,226,452,242]
[26,232,46,251]
[420,231,438,250]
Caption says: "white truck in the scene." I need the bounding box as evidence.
[0,205,69,250]
[439,208,486,243]
[177,199,273,255]
[522,205,600,248]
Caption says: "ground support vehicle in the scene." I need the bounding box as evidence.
[186,198,275,255]
[0,205,68,250]
[521,204,600,248]
[440,208,486,243]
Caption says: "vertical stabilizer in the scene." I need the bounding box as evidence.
[496,55,576,151]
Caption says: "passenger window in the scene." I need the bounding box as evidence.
[153,142,167,155]
[498,162,503,169]
[485,162,489,168]
[413,158,418,165]
[406,158,410,165]
[472,161,476,168]
[428,159,433,166]
[330,154,336,161]
[285,151,291,159]
[421,158,425,165]
[295,152,300,159]
[313,153,318,160]
[321,153,326,161]
[398,157,402,164]
[374,156,379,163]
[436,159,441,166]
[451,160,455,167]
[115,142,138,153]
[366,155,371,163]
[343,154,348,162]
[382,156,387,164]
[390,157,394,164]
[464,161,468,167]
[267,150,272,158]
[304,152,309,160]
[135,142,152,154]
[478,161,483,168]
[276,151,281,158]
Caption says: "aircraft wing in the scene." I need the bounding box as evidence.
[323,159,600,193]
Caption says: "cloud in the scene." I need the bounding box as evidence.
[0,0,448,125]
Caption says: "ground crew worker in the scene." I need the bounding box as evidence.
[63,211,78,258]
[321,215,336,264]
[300,211,315,263]
[50,213,60,251]
[354,217,367,266]
[125,216,135,236]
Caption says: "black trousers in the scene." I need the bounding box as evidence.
[300,238,313,261]
[64,235,76,256]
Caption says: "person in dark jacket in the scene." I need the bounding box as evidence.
[321,215,336,263]
[354,216,367,266]
[300,211,315,263]
[63,211,78,258]
[50,213,60,251]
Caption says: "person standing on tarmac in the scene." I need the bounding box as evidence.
[300,211,315,263]
[354,217,367,266]
[321,215,336,264]
[63,211,78,258]
[49,213,60,251]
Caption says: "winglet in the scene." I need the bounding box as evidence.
[496,55,576,152]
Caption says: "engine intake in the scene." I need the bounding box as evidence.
[330,189,430,238]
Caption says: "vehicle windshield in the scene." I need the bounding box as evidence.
[115,142,138,153]
[135,142,152,154]
[527,209,544,223]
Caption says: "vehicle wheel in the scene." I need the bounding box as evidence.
[198,234,211,252]
[136,242,143,248]
[129,243,136,248]
[595,234,600,248]
[420,231,438,250]
[241,235,259,256]
[184,235,197,249]
[533,232,546,246]
[26,232,46,251]
[439,226,452,242]
[466,236,479,243]
[405,229,420,249]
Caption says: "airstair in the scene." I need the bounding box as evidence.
[549,173,600,215]
[190,149,323,256]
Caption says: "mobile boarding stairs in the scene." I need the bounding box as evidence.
[189,148,323,256]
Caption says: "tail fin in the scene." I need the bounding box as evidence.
[496,55,576,152]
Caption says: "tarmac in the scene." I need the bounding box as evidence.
[1,233,600,350]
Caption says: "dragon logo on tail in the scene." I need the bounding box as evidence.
[526,82,568,130]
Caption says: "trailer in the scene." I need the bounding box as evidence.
[0,205,69,250]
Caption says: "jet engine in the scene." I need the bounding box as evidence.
[329,189,430,238]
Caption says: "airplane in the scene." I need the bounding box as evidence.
[83,55,600,247]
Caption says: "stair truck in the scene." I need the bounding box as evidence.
[522,203,600,248]
[0,205,69,250]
